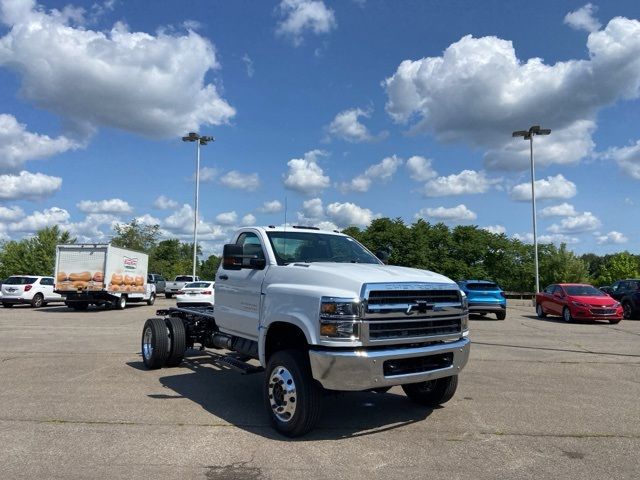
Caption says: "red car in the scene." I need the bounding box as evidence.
[535,283,623,324]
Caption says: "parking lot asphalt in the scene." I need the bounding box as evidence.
[0,298,638,480]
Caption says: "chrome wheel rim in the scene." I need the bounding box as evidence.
[34,295,43,307]
[268,366,297,422]
[563,309,571,322]
[536,305,542,317]
[142,327,153,360]
[623,304,631,319]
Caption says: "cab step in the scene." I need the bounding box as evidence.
[209,352,264,375]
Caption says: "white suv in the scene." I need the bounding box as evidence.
[1,276,63,308]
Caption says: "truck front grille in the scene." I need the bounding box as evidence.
[383,353,454,376]
[369,318,461,340]
[362,283,464,344]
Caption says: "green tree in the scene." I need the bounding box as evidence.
[539,243,590,287]
[596,252,639,286]
[112,219,160,252]
[148,239,201,279]
[0,226,75,278]
[200,254,221,280]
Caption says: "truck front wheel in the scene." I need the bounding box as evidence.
[141,318,169,369]
[402,375,458,407]
[264,350,322,437]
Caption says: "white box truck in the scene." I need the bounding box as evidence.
[55,244,155,310]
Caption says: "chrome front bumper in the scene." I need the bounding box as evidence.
[309,337,470,391]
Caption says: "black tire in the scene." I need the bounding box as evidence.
[496,311,506,320]
[141,318,169,369]
[165,293,173,299]
[622,302,633,320]
[401,375,458,407]
[264,349,322,437]
[536,304,546,318]
[562,307,573,323]
[147,293,156,306]
[2,303,13,308]
[165,316,186,367]
[31,293,44,308]
[116,295,127,310]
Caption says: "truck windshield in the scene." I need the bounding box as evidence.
[175,276,194,282]
[266,231,381,265]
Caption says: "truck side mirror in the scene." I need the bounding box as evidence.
[222,244,243,270]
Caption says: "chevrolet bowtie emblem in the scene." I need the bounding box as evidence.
[406,300,430,315]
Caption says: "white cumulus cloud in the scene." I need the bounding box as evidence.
[0,0,235,138]
[326,108,386,143]
[483,224,506,235]
[539,203,578,218]
[340,155,402,193]
[415,204,477,222]
[424,170,499,197]
[216,211,238,226]
[0,205,24,221]
[0,114,79,171]
[276,0,336,46]
[153,195,178,210]
[326,201,374,228]
[548,212,601,234]
[514,232,580,245]
[0,170,62,200]
[241,214,256,226]
[384,17,640,171]
[406,156,437,181]
[510,175,577,202]
[8,206,70,232]
[564,3,601,33]
[283,150,330,195]
[77,198,133,214]
[604,140,640,180]
[258,200,283,213]
[595,231,628,245]
[220,170,260,191]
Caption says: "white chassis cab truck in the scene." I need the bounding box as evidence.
[140,226,470,436]
[55,244,156,310]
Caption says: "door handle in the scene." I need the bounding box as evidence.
[218,274,229,280]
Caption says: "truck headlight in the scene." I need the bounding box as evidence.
[320,297,361,340]
[460,291,469,334]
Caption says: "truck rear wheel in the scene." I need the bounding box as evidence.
[116,295,127,310]
[141,318,169,369]
[164,316,186,367]
[402,375,458,407]
[264,349,322,437]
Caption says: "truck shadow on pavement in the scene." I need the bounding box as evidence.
[130,351,435,441]
[36,304,149,313]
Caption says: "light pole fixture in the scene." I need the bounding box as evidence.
[182,132,215,278]
[512,125,551,294]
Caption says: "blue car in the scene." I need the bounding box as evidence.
[457,280,507,320]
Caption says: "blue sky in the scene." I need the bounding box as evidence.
[1,0,639,257]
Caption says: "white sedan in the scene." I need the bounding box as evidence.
[176,281,215,308]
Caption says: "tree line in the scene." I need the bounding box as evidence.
[0,217,638,291]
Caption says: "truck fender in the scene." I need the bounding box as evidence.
[258,314,315,367]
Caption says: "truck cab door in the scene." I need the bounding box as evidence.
[215,232,267,340]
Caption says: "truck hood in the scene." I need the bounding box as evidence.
[270,262,457,297]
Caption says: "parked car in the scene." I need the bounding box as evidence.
[535,283,622,324]
[165,275,200,298]
[457,279,507,320]
[599,279,640,320]
[176,281,215,307]
[147,274,166,294]
[1,275,63,308]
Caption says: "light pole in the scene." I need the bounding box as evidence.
[182,132,214,278]
[512,125,551,294]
